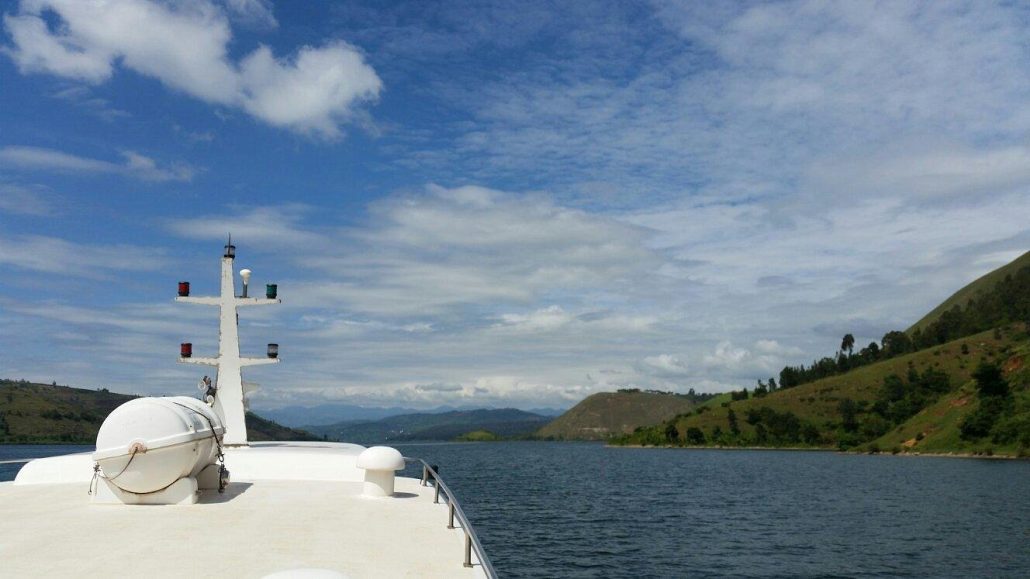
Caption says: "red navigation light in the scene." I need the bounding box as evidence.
[180,342,193,358]
[178,281,190,297]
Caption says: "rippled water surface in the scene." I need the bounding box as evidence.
[5,442,1028,577]
[394,442,1029,578]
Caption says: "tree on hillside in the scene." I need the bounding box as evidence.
[972,362,1009,398]
[839,398,858,432]
[960,362,1011,441]
[685,426,706,445]
[881,374,905,403]
[881,331,912,358]
[665,422,679,444]
[727,409,740,435]
[841,334,855,356]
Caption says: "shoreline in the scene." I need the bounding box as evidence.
[607,443,1028,460]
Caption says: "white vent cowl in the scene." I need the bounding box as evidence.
[356,446,404,497]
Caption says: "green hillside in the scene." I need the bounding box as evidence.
[455,429,502,442]
[612,250,1030,457]
[909,250,1030,334]
[0,379,318,444]
[614,325,1028,456]
[535,390,701,440]
[0,381,134,443]
[245,412,322,442]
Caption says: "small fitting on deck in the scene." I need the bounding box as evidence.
[356,446,405,497]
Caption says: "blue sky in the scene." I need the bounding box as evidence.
[0,0,1028,411]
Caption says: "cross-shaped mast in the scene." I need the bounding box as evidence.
[176,240,280,446]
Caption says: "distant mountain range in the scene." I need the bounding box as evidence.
[305,408,552,444]
[259,402,565,427]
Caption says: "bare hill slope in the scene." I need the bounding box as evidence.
[536,390,697,440]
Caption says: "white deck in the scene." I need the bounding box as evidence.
[1,443,489,578]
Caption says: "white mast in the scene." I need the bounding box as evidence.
[176,240,280,446]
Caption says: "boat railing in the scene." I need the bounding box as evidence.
[404,457,498,578]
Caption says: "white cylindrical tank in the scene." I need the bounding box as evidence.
[93,397,225,494]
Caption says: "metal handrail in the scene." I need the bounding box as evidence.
[404,457,499,578]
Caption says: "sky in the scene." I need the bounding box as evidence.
[0,0,1028,412]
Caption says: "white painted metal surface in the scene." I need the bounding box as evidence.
[0,465,488,578]
[16,442,368,485]
[176,247,279,446]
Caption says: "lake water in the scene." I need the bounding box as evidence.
[4,442,1028,577]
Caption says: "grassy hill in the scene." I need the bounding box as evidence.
[614,327,1026,453]
[611,250,1030,457]
[535,390,699,440]
[455,429,502,442]
[0,379,318,444]
[306,408,550,444]
[909,250,1030,334]
[245,412,322,442]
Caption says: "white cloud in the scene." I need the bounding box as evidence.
[702,341,781,380]
[238,42,382,137]
[272,184,660,316]
[0,183,52,215]
[0,234,171,277]
[754,340,803,357]
[399,1,1028,211]
[2,0,380,137]
[0,146,194,181]
[804,143,1030,203]
[414,382,463,393]
[637,354,690,378]
[497,305,573,332]
[224,0,277,29]
[50,86,130,121]
[166,204,324,247]
[147,185,680,407]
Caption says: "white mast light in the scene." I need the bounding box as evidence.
[240,269,252,298]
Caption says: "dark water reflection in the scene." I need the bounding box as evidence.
[5,442,1027,577]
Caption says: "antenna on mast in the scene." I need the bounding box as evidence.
[224,233,235,259]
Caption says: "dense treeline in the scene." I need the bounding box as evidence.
[779,266,1030,389]
[913,268,1030,347]
[623,405,822,448]
[616,388,718,405]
